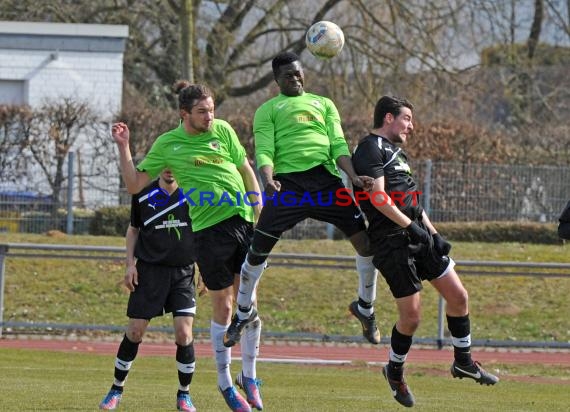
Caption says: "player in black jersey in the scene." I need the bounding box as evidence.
[352,96,498,407]
[99,170,198,411]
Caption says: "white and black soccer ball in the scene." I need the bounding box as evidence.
[305,21,345,60]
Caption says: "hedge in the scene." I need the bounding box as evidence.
[436,221,562,244]
[89,206,563,244]
[89,206,130,236]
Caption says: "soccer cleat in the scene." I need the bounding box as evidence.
[219,386,252,412]
[99,388,123,410]
[451,360,499,385]
[382,365,415,407]
[348,301,381,344]
[176,392,196,412]
[223,308,258,348]
[236,372,263,410]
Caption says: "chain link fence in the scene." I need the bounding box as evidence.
[1,157,568,237]
[414,160,570,223]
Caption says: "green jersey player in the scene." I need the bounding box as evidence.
[225,52,381,351]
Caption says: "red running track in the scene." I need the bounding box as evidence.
[1,337,569,366]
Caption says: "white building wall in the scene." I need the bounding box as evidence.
[0,45,124,118]
[0,22,128,210]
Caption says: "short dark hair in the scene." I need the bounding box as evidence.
[373,96,414,128]
[173,80,214,112]
[272,52,300,77]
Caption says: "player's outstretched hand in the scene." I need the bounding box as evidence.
[432,233,452,255]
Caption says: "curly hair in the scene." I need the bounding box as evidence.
[173,80,214,112]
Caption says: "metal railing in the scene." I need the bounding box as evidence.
[1,243,569,348]
[2,159,570,236]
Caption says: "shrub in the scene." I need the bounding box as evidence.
[89,206,130,236]
[19,211,64,233]
[437,221,561,244]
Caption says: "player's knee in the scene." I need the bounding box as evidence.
[448,288,469,312]
[174,327,193,346]
[400,313,421,334]
[409,317,421,332]
[126,328,145,343]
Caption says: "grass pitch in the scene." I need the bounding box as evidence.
[0,348,568,411]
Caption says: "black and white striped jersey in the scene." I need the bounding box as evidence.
[130,180,195,266]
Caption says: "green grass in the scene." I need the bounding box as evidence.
[1,233,569,344]
[1,234,569,411]
[0,348,568,411]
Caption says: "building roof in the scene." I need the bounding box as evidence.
[0,21,129,52]
[0,21,128,38]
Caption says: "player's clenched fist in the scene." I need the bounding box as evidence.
[111,122,130,145]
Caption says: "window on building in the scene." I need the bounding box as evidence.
[0,80,26,105]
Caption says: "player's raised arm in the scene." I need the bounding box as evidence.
[111,122,151,194]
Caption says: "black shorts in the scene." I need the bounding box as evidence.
[256,165,366,238]
[127,260,196,320]
[371,222,455,299]
[194,214,253,291]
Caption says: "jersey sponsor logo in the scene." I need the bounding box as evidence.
[394,162,411,173]
[143,193,188,227]
[154,214,189,240]
[193,155,224,166]
[296,112,318,123]
[393,154,411,174]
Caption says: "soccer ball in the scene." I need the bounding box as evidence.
[305,21,345,60]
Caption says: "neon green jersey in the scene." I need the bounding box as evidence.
[137,120,254,232]
[253,92,350,177]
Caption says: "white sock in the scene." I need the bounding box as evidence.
[389,348,408,364]
[240,316,261,378]
[356,254,377,308]
[236,258,266,318]
[210,320,232,389]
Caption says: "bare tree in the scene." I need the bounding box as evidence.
[1,0,569,167]
[168,0,197,82]
[21,98,100,217]
[0,105,32,187]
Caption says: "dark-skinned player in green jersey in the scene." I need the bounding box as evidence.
[224,52,380,352]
